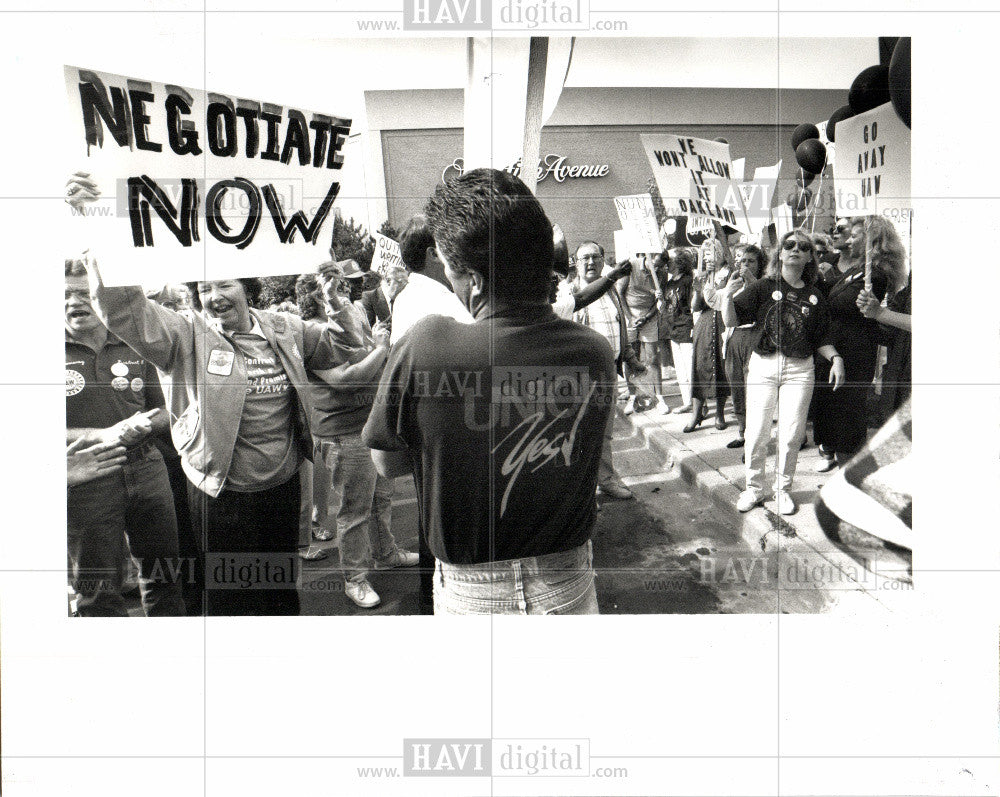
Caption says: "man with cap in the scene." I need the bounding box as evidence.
[307,259,419,609]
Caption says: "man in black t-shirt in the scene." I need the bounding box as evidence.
[362,169,615,615]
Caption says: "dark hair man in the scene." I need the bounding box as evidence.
[65,258,186,616]
[362,168,615,614]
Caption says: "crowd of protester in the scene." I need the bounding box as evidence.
[65,166,911,616]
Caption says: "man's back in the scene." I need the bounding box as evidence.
[362,304,615,565]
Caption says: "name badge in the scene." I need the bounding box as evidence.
[207,348,235,376]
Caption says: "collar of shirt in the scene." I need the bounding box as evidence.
[226,317,267,339]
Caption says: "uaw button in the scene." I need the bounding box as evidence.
[772,290,783,301]
[809,294,818,305]
[111,362,129,377]
[130,377,144,392]
[111,376,129,391]
[66,369,85,396]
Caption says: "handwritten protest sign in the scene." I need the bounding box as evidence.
[832,102,910,218]
[613,194,662,253]
[64,65,351,286]
[370,232,403,278]
[641,134,749,232]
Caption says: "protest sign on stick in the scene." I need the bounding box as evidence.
[833,101,910,220]
[613,194,662,254]
[370,232,403,279]
[641,134,750,233]
[65,65,352,286]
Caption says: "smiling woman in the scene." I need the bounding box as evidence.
[66,172,369,616]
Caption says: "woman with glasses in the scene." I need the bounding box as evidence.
[718,231,845,516]
[812,216,907,472]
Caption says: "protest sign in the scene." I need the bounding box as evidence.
[641,134,749,231]
[736,160,782,237]
[832,101,910,218]
[773,203,794,240]
[613,194,662,253]
[370,231,403,278]
[732,158,746,182]
[64,65,352,286]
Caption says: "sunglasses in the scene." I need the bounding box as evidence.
[782,239,814,253]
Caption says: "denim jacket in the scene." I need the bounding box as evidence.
[92,284,365,497]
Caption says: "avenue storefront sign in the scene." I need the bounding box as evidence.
[442,153,610,183]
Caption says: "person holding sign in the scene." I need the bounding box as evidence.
[67,172,367,616]
[719,231,845,516]
[620,253,669,413]
[812,216,907,473]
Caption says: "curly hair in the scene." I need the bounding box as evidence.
[184,278,263,311]
[764,231,819,285]
[666,247,696,277]
[295,273,323,321]
[863,216,909,293]
[738,244,767,278]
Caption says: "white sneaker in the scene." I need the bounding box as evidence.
[814,456,837,473]
[737,489,764,513]
[623,396,636,415]
[657,396,672,414]
[375,548,420,569]
[345,578,381,608]
[774,490,796,515]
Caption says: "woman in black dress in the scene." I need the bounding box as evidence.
[813,216,908,471]
[686,239,730,433]
[722,244,767,448]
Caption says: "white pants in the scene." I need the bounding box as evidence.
[744,352,815,494]
[669,340,694,406]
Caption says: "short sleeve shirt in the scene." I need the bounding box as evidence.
[733,276,831,359]
[225,328,300,492]
[362,304,616,565]
[66,336,163,432]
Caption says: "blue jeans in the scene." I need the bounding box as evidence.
[316,434,398,581]
[433,541,599,615]
[67,444,186,617]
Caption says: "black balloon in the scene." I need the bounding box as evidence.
[848,64,891,114]
[795,139,827,174]
[796,170,816,188]
[791,123,820,151]
[888,37,911,128]
[827,104,856,143]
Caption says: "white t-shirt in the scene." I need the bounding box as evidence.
[552,279,576,320]
[390,272,473,345]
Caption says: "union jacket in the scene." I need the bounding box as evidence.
[92,284,365,497]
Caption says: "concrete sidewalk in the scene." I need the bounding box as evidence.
[612,379,912,611]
